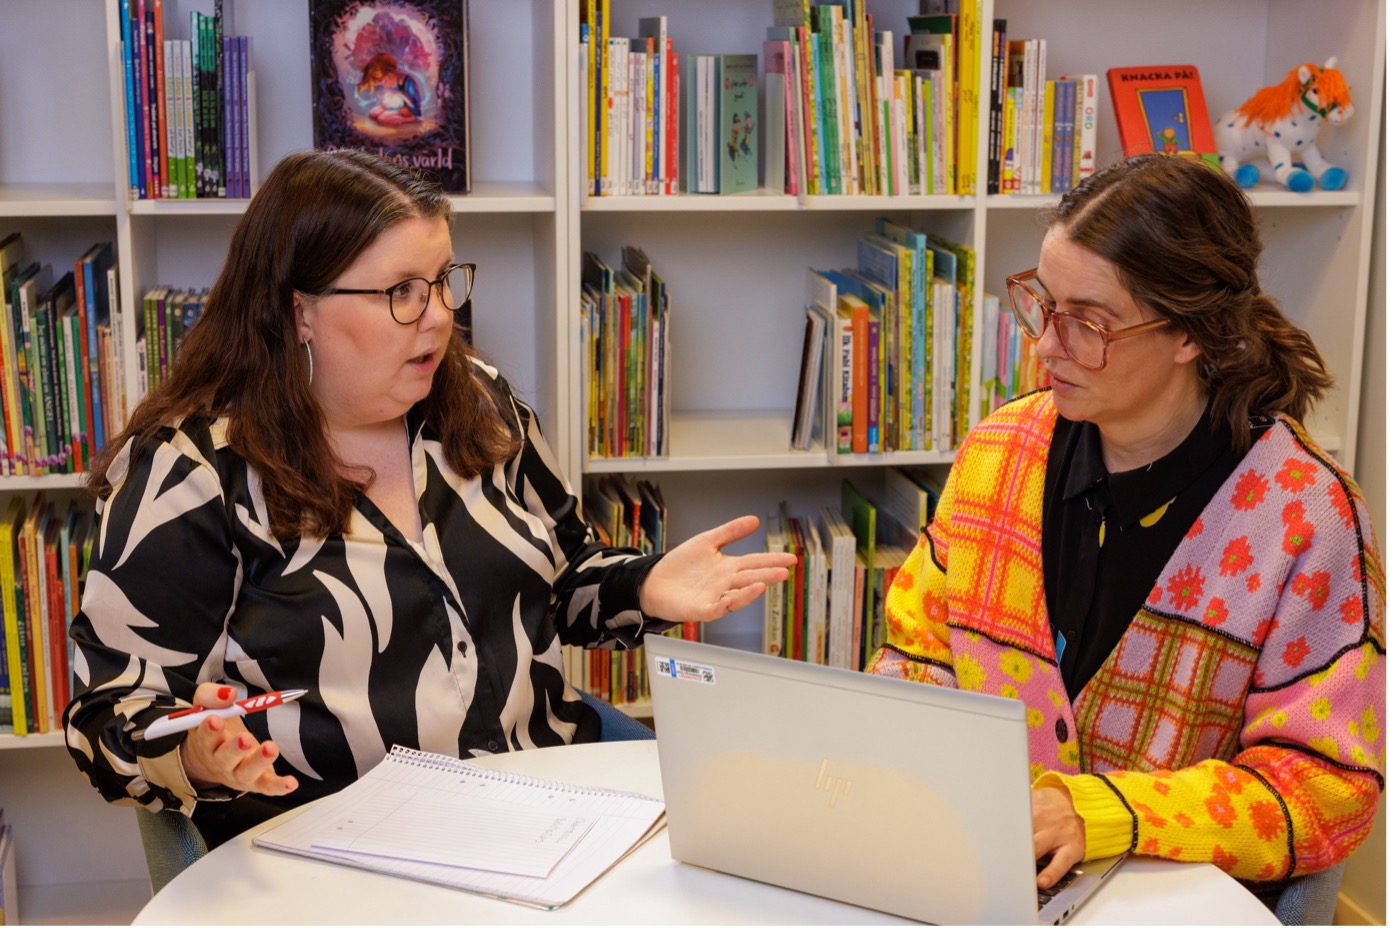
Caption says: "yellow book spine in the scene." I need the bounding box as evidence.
[1040,79,1056,195]
[1,501,27,734]
[21,514,47,733]
[958,0,981,194]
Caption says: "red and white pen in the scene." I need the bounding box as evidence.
[134,689,308,742]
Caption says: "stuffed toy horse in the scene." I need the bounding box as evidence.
[1215,58,1354,191]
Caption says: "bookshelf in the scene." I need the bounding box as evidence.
[565,0,1384,660]
[0,0,1383,921]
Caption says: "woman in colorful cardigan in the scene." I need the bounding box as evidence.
[869,154,1384,903]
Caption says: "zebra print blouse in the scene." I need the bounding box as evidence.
[63,364,662,845]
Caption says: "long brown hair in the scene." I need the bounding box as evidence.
[1043,154,1332,450]
[88,148,522,537]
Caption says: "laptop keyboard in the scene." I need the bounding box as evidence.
[1036,861,1081,909]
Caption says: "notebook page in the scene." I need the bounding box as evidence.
[306,766,597,876]
[253,747,667,908]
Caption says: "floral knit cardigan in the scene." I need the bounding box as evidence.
[869,390,1385,881]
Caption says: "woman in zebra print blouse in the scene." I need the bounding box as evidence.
[62,149,794,848]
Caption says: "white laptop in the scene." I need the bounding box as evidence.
[645,636,1127,925]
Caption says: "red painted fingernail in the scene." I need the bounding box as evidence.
[239,735,252,750]
[262,744,275,758]
[217,686,233,700]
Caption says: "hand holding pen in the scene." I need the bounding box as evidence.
[173,682,302,798]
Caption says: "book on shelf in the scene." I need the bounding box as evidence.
[985,18,1006,194]
[874,218,931,452]
[789,303,826,452]
[818,506,856,670]
[1,498,28,735]
[783,505,805,661]
[568,476,681,707]
[882,467,942,541]
[840,478,875,663]
[13,263,52,475]
[309,0,471,194]
[0,822,15,926]
[762,506,787,657]
[118,0,253,199]
[1058,73,1100,184]
[0,234,26,477]
[253,745,666,910]
[1106,64,1219,167]
[581,248,669,459]
[839,292,871,454]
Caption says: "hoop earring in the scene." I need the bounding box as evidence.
[303,339,314,385]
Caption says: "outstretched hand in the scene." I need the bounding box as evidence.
[179,682,299,797]
[638,515,796,623]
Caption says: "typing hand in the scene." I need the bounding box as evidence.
[179,682,299,797]
[638,515,796,623]
[1032,784,1085,889]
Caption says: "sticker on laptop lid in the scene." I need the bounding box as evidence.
[655,657,716,684]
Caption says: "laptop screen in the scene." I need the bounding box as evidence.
[646,636,1042,925]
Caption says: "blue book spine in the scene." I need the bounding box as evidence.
[80,255,103,453]
[119,0,140,199]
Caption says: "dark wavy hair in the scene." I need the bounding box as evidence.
[88,148,522,537]
[1042,154,1332,450]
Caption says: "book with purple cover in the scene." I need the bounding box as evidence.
[309,0,471,193]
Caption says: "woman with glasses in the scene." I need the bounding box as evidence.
[63,149,794,847]
[870,154,1383,904]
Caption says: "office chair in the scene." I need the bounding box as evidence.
[134,806,208,895]
[577,690,656,741]
[1272,861,1345,926]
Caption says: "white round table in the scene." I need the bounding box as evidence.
[135,741,1281,925]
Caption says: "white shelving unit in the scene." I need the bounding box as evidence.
[564,0,1384,655]
[0,0,1382,921]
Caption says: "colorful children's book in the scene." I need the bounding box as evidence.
[309,0,471,193]
[1106,64,1218,167]
[717,54,758,194]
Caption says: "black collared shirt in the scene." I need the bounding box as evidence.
[1042,406,1269,698]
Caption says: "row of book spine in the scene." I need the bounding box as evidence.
[579,0,984,197]
[119,0,255,200]
[581,247,670,459]
[977,292,1051,419]
[580,8,681,196]
[799,220,974,456]
[766,2,982,197]
[0,495,92,737]
[135,287,208,400]
[0,235,126,477]
[763,470,940,670]
[986,28,1098,196]
[564,476,700,708]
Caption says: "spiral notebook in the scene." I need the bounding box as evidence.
[253,746,666,909]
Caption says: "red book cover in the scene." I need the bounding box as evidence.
[1106,65,1219,166]
[20,506,48,732]
[44,519,67,714]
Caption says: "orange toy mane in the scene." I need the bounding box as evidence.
[1235,64,1353,126]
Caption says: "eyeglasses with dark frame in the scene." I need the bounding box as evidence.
[305,262,476,325]
[1005,268,1169,371]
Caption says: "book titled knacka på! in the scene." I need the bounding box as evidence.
[309,0,471,193]
[1106,64,1219,169]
